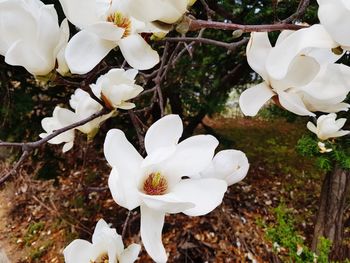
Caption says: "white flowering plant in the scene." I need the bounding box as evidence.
[0,0,349,262]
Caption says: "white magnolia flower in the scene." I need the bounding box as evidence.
[119,0,189,24]
[39,106,76,152]
[317,142,332,153]
[0,0,69,76]
[91,68,143,110]
[104,115,228,262]
[307,113,350,140]
[239,25,350,117]
[40,89,113,152]
[317,0,350,50]
[68,89,113,136]
[59,0,160,74]
[200,150,249,186]
[63,219,141,263]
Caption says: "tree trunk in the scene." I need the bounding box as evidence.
[312,166,350,259]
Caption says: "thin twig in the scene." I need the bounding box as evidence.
[0,109,108,185]
[153,43,170,117]
[0,109,107,149]
[282,0,310,23]
[188,19,308,32]
[164,37,249,51]
[122,210,132,239]
[0,151,29,184]
[199,0,215,20]
[128,110,146,154]
[161,42,183,81]
[86,186,109,192]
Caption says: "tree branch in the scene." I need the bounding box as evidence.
[164,37,249,51]
[153,43,170,117]
[188,19,308,32]
[282,0,310,23]
[0,109,108,184]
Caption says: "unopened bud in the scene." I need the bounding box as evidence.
[332,46,343,55]
[176,17,190,34]
[232,29,243,39]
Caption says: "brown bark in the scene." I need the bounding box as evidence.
[312,166,350,259]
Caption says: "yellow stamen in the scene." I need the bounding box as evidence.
[107,12,131,38]
[143,172,168,195]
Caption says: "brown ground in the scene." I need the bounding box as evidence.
[0,117,330,262]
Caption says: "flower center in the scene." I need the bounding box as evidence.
[91,253,109,263]
[107,12,131,38]
[143,172,168,195]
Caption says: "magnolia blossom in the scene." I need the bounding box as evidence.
[317,142,332,153]
[91,68,143,110]
[59,0,160,74]
[68,89,113,136]
[64,219,141,263]
[307,113,350,140]
[317,0,350,50]
[239,25,350,117]
[119,0,190,24]
[200,150,249,186]
[104,115,228,262]
[0,0,69,76]
[39,106,76,152]
[40,89,113,152]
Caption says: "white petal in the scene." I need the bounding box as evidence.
[210,150,250,186]
[36,5,61,57]
[277,90,315,116]
[307,102,350,113]
[104,129,143,168]
[140,192,194,213]
[318,0,350,47]
[118,102,136,110]
[56,107,78,126]
[172,178,227,216]
[266,24,338,80]
[98,68,130,86]
[119,34,159,70]
[331,130,350,138]
[86,22,125,41]
[335,118,347,129]
[119,244,141,263]
[108,167,141,210]
[239,82,274,116]
[63,239,93,263]
[93,218,109,234]
[121,0,188,24]
[65,30,117,74]
[275,30,294,46]
[56,19,70,75]
[279,55,320,89]
[301,63,350,106]
[92,219,124,262]
[163,135,219,183]
[125,68,139,80]
[140,205,167,263]
[102,83,143,108]
[306,122,317,134]
[142,146,176,168]
[5,40,52,76]
[62,141,74,153]
[0,0,38,55]
[246,32,272,81]
[144,115,183,155]
[58,0,103,28]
